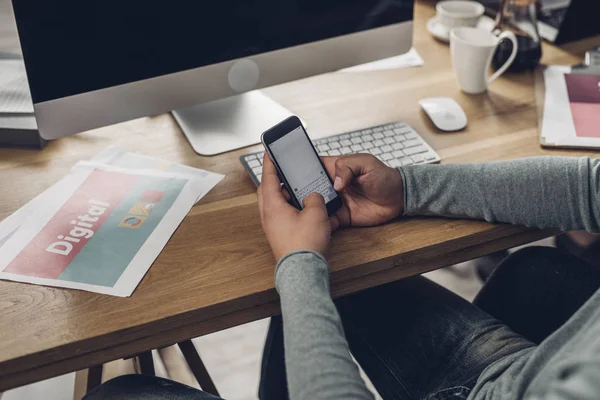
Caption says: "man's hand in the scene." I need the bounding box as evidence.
[258,155,332,262]
[322,154,404,229]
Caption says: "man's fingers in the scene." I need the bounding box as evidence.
[321,156,339,181]
[281,186,291,202]
[261,153,279,182]
[259,154,286,206]
[329,215,340,231]
[302,192,326,210]
[333,201,352,229]
[333,154,377,191]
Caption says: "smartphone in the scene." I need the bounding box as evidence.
[261,116,343,215]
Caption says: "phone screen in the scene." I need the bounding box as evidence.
[269,126,338,207]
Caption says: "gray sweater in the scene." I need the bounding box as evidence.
[275,157,600,400]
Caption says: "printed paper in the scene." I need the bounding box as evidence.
[0,161,218,296]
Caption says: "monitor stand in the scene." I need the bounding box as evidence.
[171,90,295,156]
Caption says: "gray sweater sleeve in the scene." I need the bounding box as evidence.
[275,251,374,400]
[274,156,599,400]
[399,156,600,233]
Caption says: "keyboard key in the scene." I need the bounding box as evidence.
[395,134,406,142]
[373,132,384,139]
[363,134,374,141]
[246,154,257,160]
[404,145,427,155]
[340,134,350,139]
[351,144,363,152]
[403,139,421,148]
[392,142,404,150]
[382,152,393,161]
[340,146,352,154]
[351,137,363,144]
[376,155,384,162]
[317,144,330,152]
[388,159,401,167]
[248,159,261,168]
[411,154,425,163]
[425,152,437,160]
[393,128,404,135]
[392,150,404,158]
[384,130,395,137]
[252,166,262,176]
[405,132,418,139]
[384,137,396,144]
[373,139,385,147]
[329,141,341,149]
[362,142,374,150]
[363,129,373,134]
[257,152,265,159]
[374,127,383,132]
[369,148,382,155]
[394,122,406,128]
[329,149,341,156]
[341,139,352,146]
[399,157,413,166]
[381,145,393,153]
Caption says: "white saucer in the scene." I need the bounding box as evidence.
[427,15,495,43]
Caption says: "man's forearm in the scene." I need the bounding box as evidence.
[398,157,600,233]
[275,251,374,400]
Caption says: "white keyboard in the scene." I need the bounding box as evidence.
[240,121,440,186]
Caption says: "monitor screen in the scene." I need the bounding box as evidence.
[13,0,413,104]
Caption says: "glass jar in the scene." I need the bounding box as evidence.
[492,0,543,72]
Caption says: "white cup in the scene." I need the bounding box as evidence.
[436,1,485,30]
[450,27,518,94]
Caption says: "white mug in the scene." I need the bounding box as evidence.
[450,27,518,94]
[436,1,485,30]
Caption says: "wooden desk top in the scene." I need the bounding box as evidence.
[1,0,599,391]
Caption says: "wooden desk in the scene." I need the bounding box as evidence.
[1,0,598,391]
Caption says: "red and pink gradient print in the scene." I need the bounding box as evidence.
[3,170,137,279]
[564,74,600,138]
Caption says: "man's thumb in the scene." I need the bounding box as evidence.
[333,154,372,191]
[302,192,325,209]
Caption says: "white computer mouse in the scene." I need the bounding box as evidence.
[418,97,467,132]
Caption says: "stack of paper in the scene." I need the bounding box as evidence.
[540,65,600,149]
[0,58,34,114]
[0,146,224,296]
[0,57,41,147]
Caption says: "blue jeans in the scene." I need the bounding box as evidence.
[259,246,600,400]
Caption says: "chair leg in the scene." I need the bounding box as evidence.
[177,340,219,397]
[86,365,103,393]
[136,351,156,376]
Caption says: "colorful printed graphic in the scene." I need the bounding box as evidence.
[3,169,186,287]
[119,216,147,229]
[128,202,155,216]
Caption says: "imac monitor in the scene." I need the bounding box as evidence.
[12,0,414,155]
